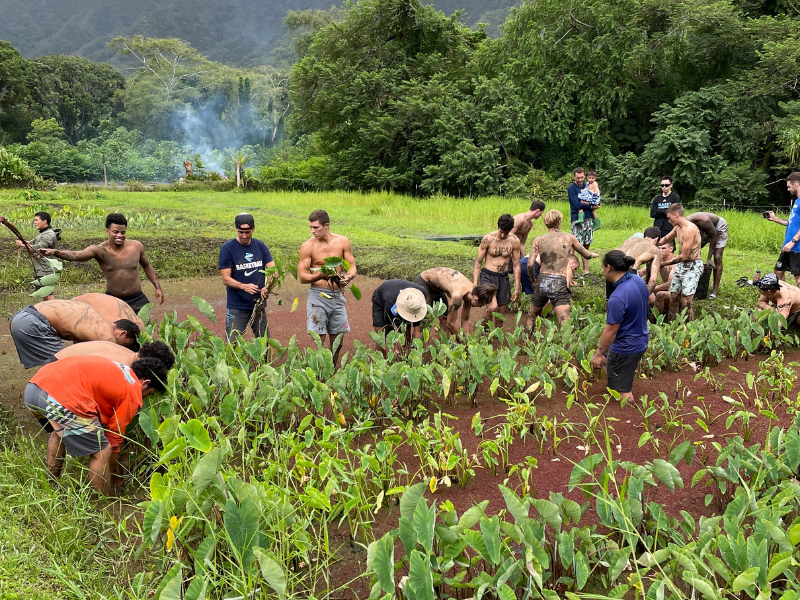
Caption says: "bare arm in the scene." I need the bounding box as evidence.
[757,293,771,312]
[659,229,678,246]
[766,211,788,226]
[571,235,598,259]
[298,243,326,285]
[459,302,472,334]
[341,238,357,284]
[511,243,521,302]
[138,247,164,304]
[473,238,489,285]
[646,253,661,292]
[527,240,539,283]
[590,323,621,368]
[41,245,101,261]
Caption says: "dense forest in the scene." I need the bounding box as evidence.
[2,0,800,205]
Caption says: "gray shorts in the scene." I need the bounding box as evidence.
[225,306,267,341]
[307,288,350,336]
[10,306,65,369]
[715,217,729,248]
[24,383,108,457]
[669,260,704,296]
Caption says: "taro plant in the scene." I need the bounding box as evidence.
[309,256,361,299]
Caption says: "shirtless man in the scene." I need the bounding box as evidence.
[614,227,663,294]
[72,293,145,330]
[415,268,498,334]
[510,200,546,256]
[526,210,598,331]
[473,214,522,325]
[651,242,677,315]
[298,209,356,366]
[658,204,703,321]
[41,213,164,313]
[753,274,800,329]
[687,212,728,299]
[10,300,140,368]
[53,340,175,368]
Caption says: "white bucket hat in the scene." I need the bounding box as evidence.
[393,288,427,323]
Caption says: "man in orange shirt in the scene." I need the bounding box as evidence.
[25,355,167,494]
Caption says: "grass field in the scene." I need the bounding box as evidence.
[0,187,787,314]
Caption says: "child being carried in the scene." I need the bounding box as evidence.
[577,169,601,230]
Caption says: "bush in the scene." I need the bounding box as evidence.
[0,147,44,188]
[525,169,572,203]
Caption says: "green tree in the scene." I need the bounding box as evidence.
[0,41,40,144]
[26,117,65,142]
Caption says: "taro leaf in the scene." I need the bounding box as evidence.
[291,297,299,313]
[155,563,182,600]
[532,498,562,532]
[143,499,164,544]
[350,283,362,300]
[668,440,695,466]
[224,496,260,569]
[179,419,213,452]
[184,576,208,600]
[574,551,589,589]
[138,407,159,445]
[33,273,60,286]
[480,515,502,565]
[499,485,529,524]
[158,437,186,464]
[652,459,683,492]
[30,285,55,298]
[366,533,395,594]
[767,551,793,582]
[681,573,718,600]
[193,447,224,493]
[254,548,287,600]
[150,472,168,501]
[158,415,180,446]
[47,258,63,272]
[413,496,436,554]
[732,566,760,592]
[192,296,216,323]
[399,516,417,556]
[409,549,435,600]
[400,482,426,521]
[138,303,153,325]
[498,584,516,600]
[568,453,604,490]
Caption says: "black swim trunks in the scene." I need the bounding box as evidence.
[106,290,150,313]
[414,274,450,309]
[775,252,800,276]
[480,268,511,306]
[531,273,571,308]
[607,350,646,393]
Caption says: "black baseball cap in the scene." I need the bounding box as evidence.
[235,213,255,229]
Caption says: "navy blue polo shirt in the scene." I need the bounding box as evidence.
[607,274,649,354]
[218,238,273,310]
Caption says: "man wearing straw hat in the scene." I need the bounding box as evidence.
[371,279,428,348]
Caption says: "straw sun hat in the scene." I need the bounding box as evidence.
[393,288,427,323]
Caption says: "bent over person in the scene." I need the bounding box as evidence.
[474,214,521,324]
[687,212,728,299]
[371,280,428,348]
[299,209,356,366]
[72,292,145,331]
[10,300,140,368]
[25,356,166,494]
[615,227,663,293]
[415,268,497,334]
[753,274,800,329]
[41,213,164,312]
[526,210,598,331]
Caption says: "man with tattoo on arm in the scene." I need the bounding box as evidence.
[72,293,145,330]
[658,204,703,321]
[473,214,522,327]
[415,268,497,335]
[10,300,140,368]
[752,274,800,329]
[41,213,164,313]
[526,210,598,332]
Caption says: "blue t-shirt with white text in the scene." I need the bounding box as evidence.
[607,275,649,354]
[218,238,273,310]
[784,198,800,253]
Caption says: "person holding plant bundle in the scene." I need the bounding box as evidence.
[24,355,167,495]
[591,251,650,401]
[0,211,59,300]
[299,209,357,367]
[371,280,428,350]
[219,213,276,342]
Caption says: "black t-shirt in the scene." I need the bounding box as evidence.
[371,279,427,329]
[651,191,680,237]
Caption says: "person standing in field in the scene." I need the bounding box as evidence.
[568,167,596,277]
[686,211,728,299]
[650,176,680,241]
[577,170,602,230]
[473,214,522,325]
[415,268,497,334]
[658,204,703,321]
[298,209,356,366]
[526,210,598,331]
[0,211,59,300]
[218,213,275,341]
[765,172,800,285]
[510,200,546,256]
[591,251,650,402]
[41,213,164,313]
[24,355,166,495]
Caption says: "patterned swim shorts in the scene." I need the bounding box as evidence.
[571,220,594,247]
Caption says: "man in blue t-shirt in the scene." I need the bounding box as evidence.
[218,213,275,341]
[767,172,800,285]
[567,167,596,277]
[591,251,650,401]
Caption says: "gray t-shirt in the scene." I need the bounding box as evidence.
[29,228,58,277]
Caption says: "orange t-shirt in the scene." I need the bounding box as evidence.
[31,355,143,451]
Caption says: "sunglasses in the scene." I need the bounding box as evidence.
[660,183,671,187]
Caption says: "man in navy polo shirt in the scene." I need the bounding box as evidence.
[218,213,275,341]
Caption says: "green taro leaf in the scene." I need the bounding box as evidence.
[732,567,760,592]
[192,447,224,493]
[143,500,163,544]
[575,551,589,589]
[254,548,287,600]
[499,485,529,524]
[33,273,60,286]
[224,497,260,568]
[350,283,361,300]
[413,497,436,554]
[409,550,435,600]
[366,533,395,594]
[179,419,212,452]
[158,437,186,464]
[30,285,55,298]
[652,459,683,492]
[192,296,216,323]
[400,482,426,521]
[138,303,153,325]
[480,515,502,565]
[184,576,208,600]
[155,563,182,600]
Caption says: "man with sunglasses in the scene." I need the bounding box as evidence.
[219,213,275,341]
[651,176,680,241]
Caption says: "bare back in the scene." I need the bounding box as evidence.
[512,213,534,252]
[421,268,472,309]
[95,240,146,296]
[535,231,576,277]
[774,283,800,314]
[35,300,116,343]
[300,232,354,290]
[55,340,136,364]
[687,212,721,229]
[618,237,659,268]
[72,293,144,329]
